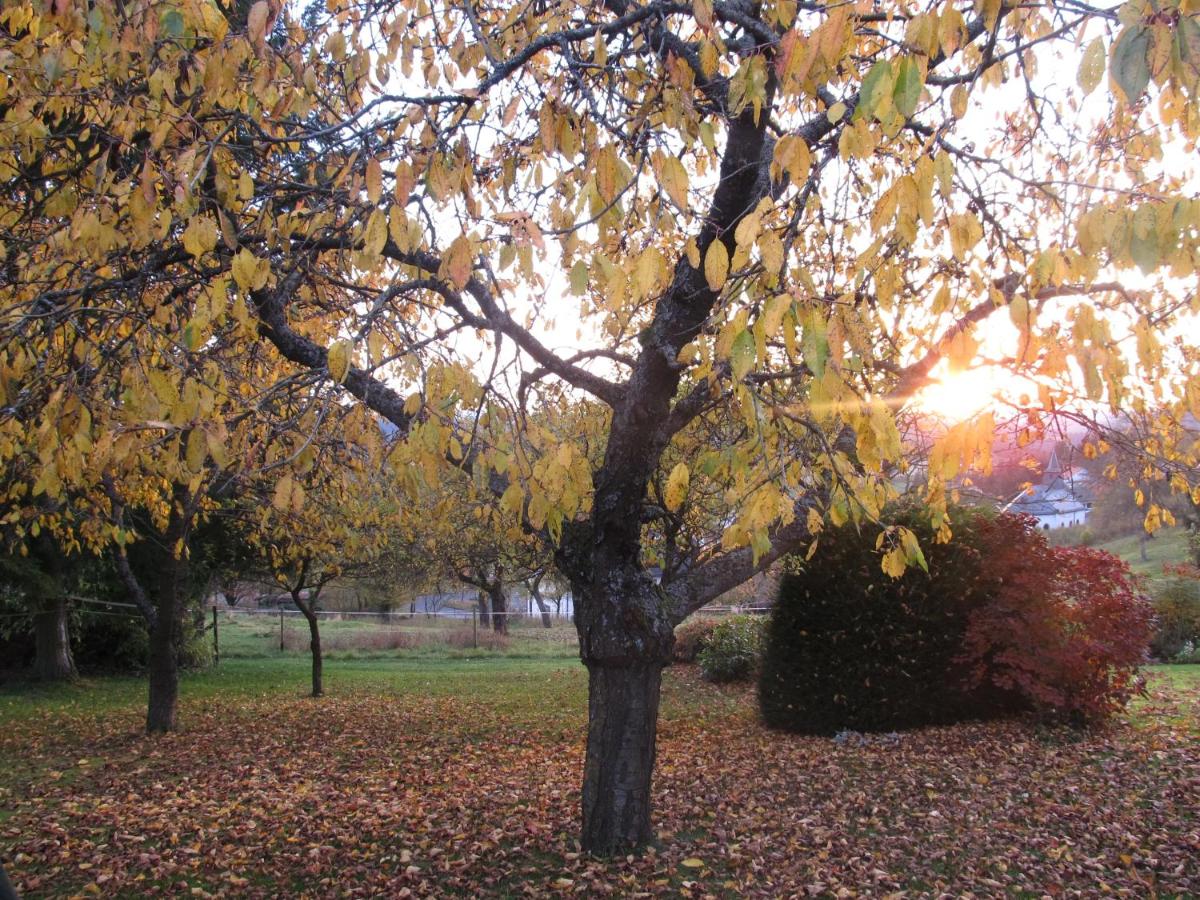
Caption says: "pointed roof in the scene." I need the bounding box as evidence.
[1042,448,1063,484]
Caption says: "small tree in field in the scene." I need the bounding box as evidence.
[412,473,554,634]
[246,454,402,697]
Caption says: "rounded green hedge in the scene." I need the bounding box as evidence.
[759,506,1152,734]
[759,506,1010,734]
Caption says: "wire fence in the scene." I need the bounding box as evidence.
[6,596,773,664]
[216,605,580,659]
[213,604,774,660]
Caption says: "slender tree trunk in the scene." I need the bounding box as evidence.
[571,572,674,855]
[33,595,76,681]
[477,591,490,629]
[108,481,196,735]
[286,569,324,698]
[1139,532,1149,562]
[0,859,18,900]
[530,573,553,628]
[489,584,508,634]
[533,593,552,629]
[302,608,323,697]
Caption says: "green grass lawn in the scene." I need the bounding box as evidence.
[0,656,585,722]
[1095,527,1192,581]
[1141,661,1200,695]
[1,657,1197,897]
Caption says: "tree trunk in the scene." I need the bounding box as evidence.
[33,595,76,681]
[477,591,490,629]
[581,660,665,853]
[145,507,190,735]
[1139,532,1149,562]
[533,593,552,628]
[571,572,675,856]
[530,573,553,628]
[489,584,508,634]
[304,610,323,697]
[146,593,180,734]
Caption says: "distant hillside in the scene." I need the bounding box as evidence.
[1095,528,1191,581]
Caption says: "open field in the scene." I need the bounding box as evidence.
[1,658,1197,897]
[1096,527,1192,581]
[214,609,579,661]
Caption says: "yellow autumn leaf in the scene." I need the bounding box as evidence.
[569,260,589,295]
[367,330,384,365]
[362,210,387,258]
[772,135,812,184]
[273,474,294,510]
[664,462,689,512]
[761,294,791,335]
[500,481,524,517]
[881,546,907,578]
[660,156,689,209]
[185,429,206,473]
[440,235,475,289]
[950,84,968,118]
[181,216,218,258]
[388,205,413,252]
[366,158,383,204]
[246,1,271,48]
[231,249,268,291]
[327,340,353,384]
[704,240,729,291]
[635,247,665,298]
[758,232,784,273]
[947,213,982,260]
[681,857,705,868]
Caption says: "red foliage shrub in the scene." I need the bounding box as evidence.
[959,516,1154,724]
[1163,561,1200,580]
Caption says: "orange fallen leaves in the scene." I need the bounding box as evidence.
[0,667,1196,897]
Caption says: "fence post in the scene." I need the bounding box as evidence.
[279,608,284,652]
[472,609,478,649]
[212,605,219,666]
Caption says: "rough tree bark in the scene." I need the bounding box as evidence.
[569,569,675,852]
[33,595,76,681]
[145,583,182,734]
[488,580,508,635]
[476,590,490,629]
